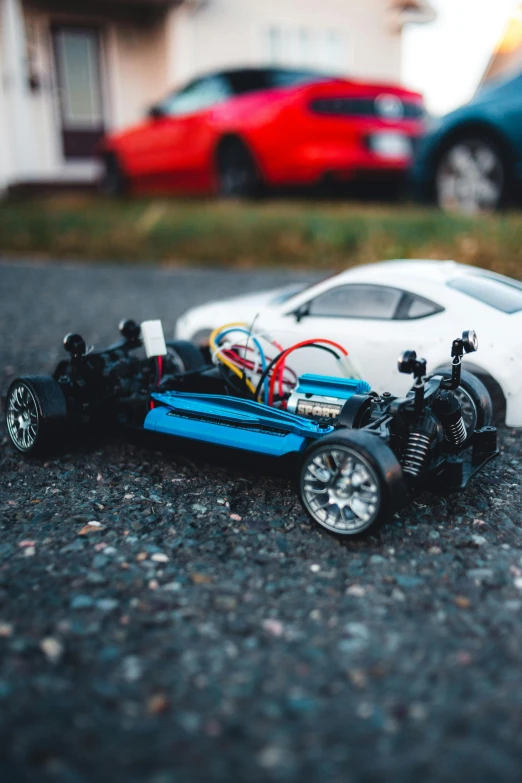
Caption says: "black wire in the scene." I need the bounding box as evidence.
[254,344,341,402]
[219,363,254,398]
[242,313,260,388]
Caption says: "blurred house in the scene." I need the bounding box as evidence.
[479,3,522,89]
[0,0,435,194]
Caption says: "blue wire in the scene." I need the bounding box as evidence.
[215,327,269,405]
[214,327,269,405]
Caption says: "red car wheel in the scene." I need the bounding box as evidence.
[100,153,128,197]
[216,138,262,198]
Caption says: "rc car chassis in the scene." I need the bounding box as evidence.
[4,320,498,537]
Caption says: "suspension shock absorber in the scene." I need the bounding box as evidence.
[433,390,467,446]
[402,417,437,478]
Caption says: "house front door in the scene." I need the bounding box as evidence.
[52,25,105,160]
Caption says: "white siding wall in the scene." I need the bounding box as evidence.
[168,0,402,89]
[0,0,36,188]
[0,25,14,191]
[22,10,62,181]
[109,20,169,131]
[0,3,170,189]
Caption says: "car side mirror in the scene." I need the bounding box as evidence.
[294,304,309,323]
[148,105,165,121]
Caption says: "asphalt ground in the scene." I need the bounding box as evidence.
[1,258,522,783]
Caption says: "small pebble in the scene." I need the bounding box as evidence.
[78,523,105,536]
[151,553,169,563]
[40,637,64,663]
[262,619,284,637]
[96,599,120,613]
[346,585,365,597]
[71,595,95,611]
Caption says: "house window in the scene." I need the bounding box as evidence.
[52,25,105,160]
[317,31,343,73]
[263,26,345,74]
[299,28,311,64]
[267,26,284,64]
[55,29,103,128]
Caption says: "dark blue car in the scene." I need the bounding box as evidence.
[412,71,522,212]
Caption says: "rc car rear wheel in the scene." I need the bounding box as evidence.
[5,376,67,456]
[299,429,404,537]
[436,368,493,433]
[166,341,206,372]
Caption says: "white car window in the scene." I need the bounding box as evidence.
[448,275,522,314]
[308,284,403,320]
[405,295,443,319]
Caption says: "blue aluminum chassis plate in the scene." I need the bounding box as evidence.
[144,391,335,458]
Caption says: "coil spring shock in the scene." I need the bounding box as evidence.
[444,416,467,446]
[402,430,432,478]
[432,390,468,447]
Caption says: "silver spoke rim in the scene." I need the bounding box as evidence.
[302,446,381,533]
[6,384,39,451]
[437,141,503,214]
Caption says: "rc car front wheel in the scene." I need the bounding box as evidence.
[299,429,404,537]
[5,376,68,456]
[436,368,493,433]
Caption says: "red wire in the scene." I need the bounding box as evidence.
[150,355,164,411]
[277,360,286,400]
[268,339,348,406]
[219,336,318,405]
[223,348,297,391]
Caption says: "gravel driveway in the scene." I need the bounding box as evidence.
[1,259,522,783]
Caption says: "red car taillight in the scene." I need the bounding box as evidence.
[309,96,425,120]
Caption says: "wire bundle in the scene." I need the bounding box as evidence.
[209,322,288,404]
[210,322,355,408]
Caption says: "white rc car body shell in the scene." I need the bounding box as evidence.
[175,260,522,427]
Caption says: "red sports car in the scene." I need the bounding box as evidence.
[99,67,425,198]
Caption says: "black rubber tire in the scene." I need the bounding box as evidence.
[435,368,493,431]
[216,138,262,198]
[434,134,508,213]
[471,372,506,425]
[166,340,206,372]
[299,429,404,538]
[338,394,374,429]
[5,376,68,456]
[99,153,128,197]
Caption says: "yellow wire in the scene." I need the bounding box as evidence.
[209,322,257,396]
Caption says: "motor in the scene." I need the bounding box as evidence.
[286,374,371,420]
